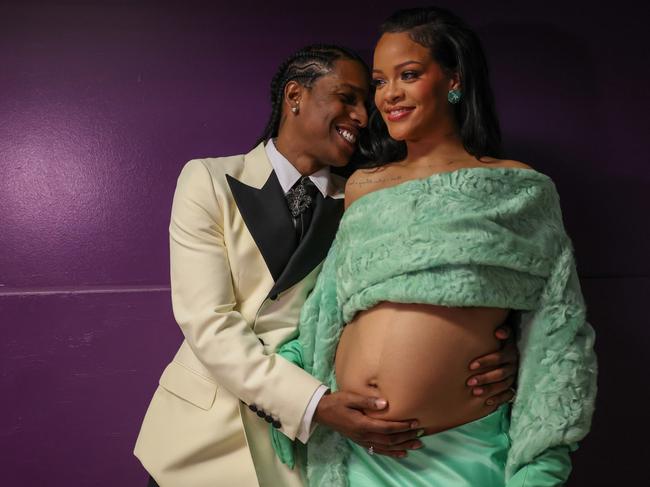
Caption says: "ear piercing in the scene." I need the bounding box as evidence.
[447,89,462,104]
[291,104,300,114]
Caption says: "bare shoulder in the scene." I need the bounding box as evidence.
[498,159,534,170]
[479,157,534,170]
[344,166,405,209]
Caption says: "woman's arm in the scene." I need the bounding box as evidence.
[507,445,574,487]
[506,189,596,480]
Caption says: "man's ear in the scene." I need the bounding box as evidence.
[284,80,303,113]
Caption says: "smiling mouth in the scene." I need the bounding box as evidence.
[336,126,357,145]
[386,107,414,122]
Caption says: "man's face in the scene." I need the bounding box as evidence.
[293,59,369,168]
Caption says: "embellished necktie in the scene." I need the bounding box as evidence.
[286,176,319,242]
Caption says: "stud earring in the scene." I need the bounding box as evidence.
[447,89,462,104]
[291,105,299,114]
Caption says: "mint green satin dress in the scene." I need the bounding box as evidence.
[347,406,510,487]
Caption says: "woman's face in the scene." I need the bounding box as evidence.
[292,59,369,167]
[372,32,457,142]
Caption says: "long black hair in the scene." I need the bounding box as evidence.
[361,7,502,165]
[255,44,369,147]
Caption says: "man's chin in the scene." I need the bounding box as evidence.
[322,147,352,168]
[330,155,352,168]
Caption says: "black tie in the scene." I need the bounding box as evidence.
[286,177,319,242]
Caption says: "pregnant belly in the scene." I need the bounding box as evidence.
[334,302,509,433]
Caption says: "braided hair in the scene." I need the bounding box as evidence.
[254,44,369,147]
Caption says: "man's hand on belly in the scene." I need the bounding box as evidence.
[465,324,519,406]
[314,391,424,458]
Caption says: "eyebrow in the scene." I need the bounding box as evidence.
[372,60,424,74]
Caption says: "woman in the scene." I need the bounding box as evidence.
[273,7,597,487]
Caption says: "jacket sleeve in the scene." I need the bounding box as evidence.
[270,241,342,468]
[169,159,322,440]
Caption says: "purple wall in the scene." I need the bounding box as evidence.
[1,1,647,485]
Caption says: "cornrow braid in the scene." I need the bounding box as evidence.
[254,44,368,147]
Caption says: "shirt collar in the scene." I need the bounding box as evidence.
[265,139,331,198]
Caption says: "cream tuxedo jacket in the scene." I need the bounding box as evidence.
[135,143,345,487]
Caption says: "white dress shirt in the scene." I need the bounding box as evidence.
[265,140,331,443]
[265,138,341,198]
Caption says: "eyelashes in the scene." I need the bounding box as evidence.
[371,71,421,88]
[401,70,421,80]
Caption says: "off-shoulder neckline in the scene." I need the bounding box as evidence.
[345,166,551,213]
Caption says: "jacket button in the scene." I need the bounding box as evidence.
[248,404,258,412]
[256,410,265,418]
[264,415,273,423]
[272,420,282,429]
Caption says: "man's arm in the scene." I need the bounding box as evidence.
[171,160,422,453]
[169,159,322,439]
[466,325,519,405]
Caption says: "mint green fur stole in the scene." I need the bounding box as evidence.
[273,168,597,486]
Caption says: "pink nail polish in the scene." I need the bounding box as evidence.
[467,378,478,386]
[473,387,484,396]
[470,362,480,370]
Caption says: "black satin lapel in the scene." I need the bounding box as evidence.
[226,173,297,282]
[269,195,344,297]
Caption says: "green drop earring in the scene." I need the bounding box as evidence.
[447,89,462,104]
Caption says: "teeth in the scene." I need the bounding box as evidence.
[390,108,411,116]
[337,128,357,144]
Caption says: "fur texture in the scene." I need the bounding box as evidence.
[275,168,597,485]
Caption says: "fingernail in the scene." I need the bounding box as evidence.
[410,421,419,429]
[375,399,387,409]
[473,387,484,396]
[399,452,407,458]
[467,378,478,386]
[486,399,494,406]
[470,361,480,370]
[416,429,425,437]
[413,441,424,449]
